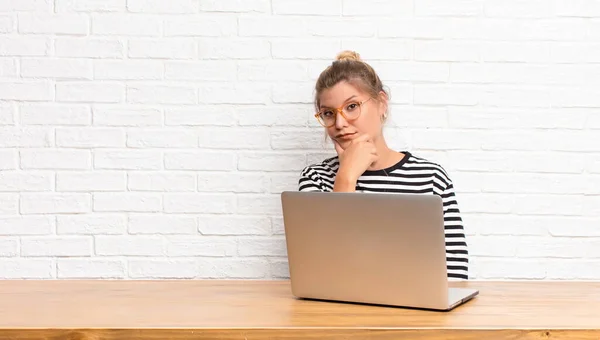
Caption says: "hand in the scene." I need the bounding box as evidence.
[333,133,378,184]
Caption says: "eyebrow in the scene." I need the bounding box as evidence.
[320,95,357,109]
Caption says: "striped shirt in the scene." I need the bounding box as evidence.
[298,151,469,280]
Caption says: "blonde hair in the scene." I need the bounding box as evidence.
[314,50,389,121]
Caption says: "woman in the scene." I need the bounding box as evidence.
[298,50,469,280]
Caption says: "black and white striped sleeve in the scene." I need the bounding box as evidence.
[298,166,325,192]
[441,179,469,280]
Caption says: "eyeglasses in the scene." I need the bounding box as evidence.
[314,97,373,128]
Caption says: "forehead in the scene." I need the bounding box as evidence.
[319,81,364,108]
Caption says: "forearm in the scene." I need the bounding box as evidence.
[333,174,357,192]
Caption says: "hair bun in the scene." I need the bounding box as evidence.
[335,50,361,62]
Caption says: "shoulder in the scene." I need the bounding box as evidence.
[300,155,339,178]
[402,152,453,185]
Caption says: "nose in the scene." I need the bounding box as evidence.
[334,110,348,130]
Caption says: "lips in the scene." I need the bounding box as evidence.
[336,132,356,140]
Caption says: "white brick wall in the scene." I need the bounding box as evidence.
[0,0,598,280]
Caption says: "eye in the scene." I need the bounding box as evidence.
[321,110,334,117]
[346,103,359,111]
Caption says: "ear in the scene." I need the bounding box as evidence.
[378,90,389,120]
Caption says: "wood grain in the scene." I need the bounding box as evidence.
[0,280,599,339]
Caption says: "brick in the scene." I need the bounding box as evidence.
[0,238,18,257]
[472,258,546,279]
[128,172,196,192]
[274,0,341,15]
[96,236,164,256]
[308,18,376,37]
[127,129,197,148]
[269,173,299,193]
[238,61,309,81]
[18,13,88,35]
[127,0,197,13]
[57,214,127,235]
[237,194,282,215]
[516,237,600,258]
[413,85,478,106]
[513,194,586,216]
[56,128,125,148]
[270,259,290,278]
[55,38,124,58]
[482,173,587,195]
[0,216,53,235]
[237,106,309,127]
[56,0,126,12]
[0,36,48,56]
[341,40,411,60]
[450,63,549,85]
[481,42,550,63]
[94,150,162,170]
[92,13,161,36]
[127,84,196,105]
[468,236,517,257]
[237,237,287,256]
[57,171,125,191]
[163,194,235,214]
[165,107,235,126]
[0,103,14,125]
[198,127,270,149]
[198,172,268,193]
[198,0,269,13]
[129,215,197,234]
[272,39,341,60]
[0,15,13,33]
[21,58,92,79]
[0,81,52,101]
[0,259,53,279]
[57,258,126,279]
[468,215,548,236]
[0,58,17,77]
[555,0,600,17]
[56,82,125,103]
[238,17,306,37]
[20,104,91,126]
[0,172,53,192]
[416,0,482,16]
[271,130,326,150]
[379,18,447,39]
[196,258,269,279]
[271,82,314,104]
[390,107,447,129]
[343,0,410,16]
[411,129,481,150]
[164,15,237,37]
[0,0,52,11]
[164,151,236,171]
[93,106,162,126]
[21,149,91,170]
[0,194,18,214]
[484,0,551,18]
[129,259,196,278]
[199,82,270,104]
[547,217,600,237]
[547,260,600,280]
[271,217,285,235]
[415,41,479,62]
[166,236,236,256]
[198,215,271,235]
[440,151,514,173]
[21,237,92,257]
[459,193,514,214]
[95,60,162,80]
[129,39,196,59]
[238,152,306,171]
[198,38,269,59]
[552,88,600,108]
[20,193,91,214]
[93,193,162,212]
[165,61,235,81]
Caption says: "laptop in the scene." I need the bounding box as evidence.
[280,191,479,311]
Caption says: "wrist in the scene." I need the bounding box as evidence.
[333,173,357,192]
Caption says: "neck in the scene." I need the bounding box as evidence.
[368,136,401,171]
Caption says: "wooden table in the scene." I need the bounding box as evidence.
[0,280,599,339]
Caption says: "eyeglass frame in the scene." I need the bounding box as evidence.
[314,97,374,128]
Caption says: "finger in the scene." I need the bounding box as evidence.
[351,133,371,144]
